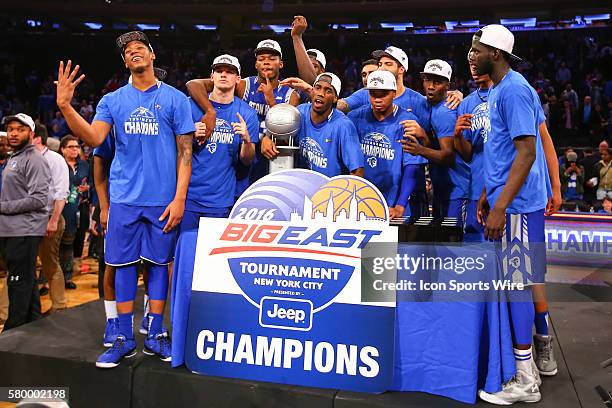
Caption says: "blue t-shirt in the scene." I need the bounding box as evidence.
[94,82,195,207]
[348,105,423,206]
[458,88,489,201]
[484,70,548,213]
[296,103,363,177]
[343,87,431,132]
[242,76,296,184]
[428,100,470,200]
[188,97,259,210]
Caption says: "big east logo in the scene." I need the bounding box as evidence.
[187,170,398,392]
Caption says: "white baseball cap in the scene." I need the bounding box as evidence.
[421,59,453,81]
[3,113,35,132]
[314,72,341,97]
[372,46,408,71]
[255,39,282,58]
[366,70,397,91]
[477,24,522,61]
[306,49,326,69]
[211,54,241,75]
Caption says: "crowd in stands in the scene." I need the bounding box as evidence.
[1,26,610,220]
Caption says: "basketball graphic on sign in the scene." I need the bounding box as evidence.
[310,176,388,221]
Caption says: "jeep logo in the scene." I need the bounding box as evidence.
[259,297,313,331]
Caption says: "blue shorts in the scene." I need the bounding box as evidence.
[464,199,484,242]
[498,210,547,285]
[105,203,177,266]
[433,196,468,225]
[180,207,230,233]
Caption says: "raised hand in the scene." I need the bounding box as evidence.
[291,15,308,37]
[232,112,251,143]
[454,114,473,137]
[55,60,85,109]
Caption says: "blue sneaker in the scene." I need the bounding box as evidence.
[96,335,137,368]
[103,318,120,347]
[139,313,149,335]
[143,331,172,362]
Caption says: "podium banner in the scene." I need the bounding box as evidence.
[184,169,398,392]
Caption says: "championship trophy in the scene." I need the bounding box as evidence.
[265,103,301,173]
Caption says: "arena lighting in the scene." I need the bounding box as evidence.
[445,20,480,30]
[330,24,359,29]
[194,24,217,30]
[500,17,537,27]
[136,24,160,31]
[380,22,414,32]
[584,14,610,24]
[26,20,42,27]
[84,22,103,30]
[268,24,292,33]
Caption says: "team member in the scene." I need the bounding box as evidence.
[32,124,69,312]
[291,15,326,84]
[55,31,195,367]
[404,60,469,221]
[269,73,363,177]
[187,40,300,192]
[183,54,258,231]
[0,113,51,330]
[453,65,492,241]
[455,65,562,373]
[361,59,379,87]
[348,70,426,217]
[471,25,547,404]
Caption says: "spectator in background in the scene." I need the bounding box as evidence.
[59,135,90,290]
[0,133,9,193]
[599,196,612,214]
[32,124,69,312]
[561,99,575,137]
[562,83,579,113]
[590,104,607,143]
[79,99,93,123]
[0,113,50,331]
[560,151,586,211]
[580,147,599,205]
[49,111,69,139]
[594,147,612,201]
[581,96,592,131]
[556,62,571,86]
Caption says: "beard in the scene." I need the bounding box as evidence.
[476,58,494,76]
[9,138,29,152]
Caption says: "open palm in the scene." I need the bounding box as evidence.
[56,60,85,108]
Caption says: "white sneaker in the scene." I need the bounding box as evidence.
[531,356,542,386]
[478,369,541,405]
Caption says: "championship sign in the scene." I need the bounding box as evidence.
[184,169,398,392]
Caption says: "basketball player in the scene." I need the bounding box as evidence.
[347,70,426,218]
[271,74,363,177]
[182,54,259,231]
[403,60,470,221]
[470,25,547,404]
[55,31,195,367]
[455,63,561,375]
[186,40,300,194]
[361,59,379,87]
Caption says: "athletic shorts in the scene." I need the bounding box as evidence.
[432,196,468,226]
[464,199,485,242]
[180,208,230,233]
[498,209,547,286]
[105,203,177,266]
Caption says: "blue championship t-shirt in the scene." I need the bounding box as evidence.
[344,87,431,132]
[484,70,548,213]
[296,103,363,177]
[242,76,295,186]
[458,88,489,201]
[94,82,195,207]
[188,97,259,210]
[348,104,424,206]
[429,100,470,200]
